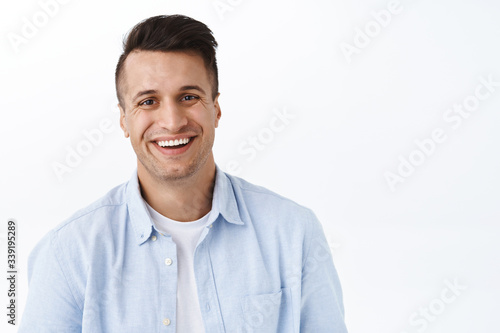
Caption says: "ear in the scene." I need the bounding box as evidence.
[213,93,222,128]
[118,103,130,138]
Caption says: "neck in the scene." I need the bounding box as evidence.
[138,157,216,222]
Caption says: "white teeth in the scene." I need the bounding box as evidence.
[157,138,191,147]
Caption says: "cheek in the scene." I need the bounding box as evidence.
[201,107,218,125]
[186,108,210,128]
[201,115,217,133]
[130,113,154,138]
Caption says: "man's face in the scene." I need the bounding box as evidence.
[119,50,221,182]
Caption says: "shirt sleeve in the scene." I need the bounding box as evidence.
[300,210,348,332]
[18,231,83,333]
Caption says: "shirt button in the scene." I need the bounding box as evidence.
[165,258,173,266]
[163,318,171,326]
[151,235,157,241]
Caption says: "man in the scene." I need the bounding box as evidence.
[19,14,348,332]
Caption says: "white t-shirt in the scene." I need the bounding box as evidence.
[145,201,210,333]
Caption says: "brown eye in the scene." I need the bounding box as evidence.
[182,95,198,101]
[140,99,155,106]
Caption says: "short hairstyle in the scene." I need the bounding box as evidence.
[115,14,219,107]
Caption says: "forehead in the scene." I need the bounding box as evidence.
[121,50,211,95]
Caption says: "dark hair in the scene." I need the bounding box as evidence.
[115,14,219,107]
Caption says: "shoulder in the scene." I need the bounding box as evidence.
[30,181,131,263]
[225,172,317,224]
[223,172,328,268]
[28,180,132,276]
[53,181,129,235]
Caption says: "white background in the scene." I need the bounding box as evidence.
[1,0,499,332]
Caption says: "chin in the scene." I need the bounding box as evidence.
[155,161,200,182]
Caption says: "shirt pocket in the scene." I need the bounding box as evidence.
[239,288,293,333]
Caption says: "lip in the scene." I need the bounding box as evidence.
[152,136,196,156]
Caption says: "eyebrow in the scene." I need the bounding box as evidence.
[132,89,158,102]
[180,85,206,95]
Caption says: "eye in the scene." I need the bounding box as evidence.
[181,95,199,102]
[139,99,156,106]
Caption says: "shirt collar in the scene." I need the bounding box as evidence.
[126,164,244,245]
[211,164,245,226]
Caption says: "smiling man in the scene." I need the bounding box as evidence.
[19,15,348,333]
[119,49,221,223]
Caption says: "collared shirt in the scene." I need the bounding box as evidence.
[145,201,210,333]
[19,165,348,333]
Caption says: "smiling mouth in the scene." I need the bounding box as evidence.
[156,137,193,149]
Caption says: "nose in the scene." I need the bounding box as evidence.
[155,100,188,132]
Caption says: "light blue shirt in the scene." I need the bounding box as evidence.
[19,165,347,332]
